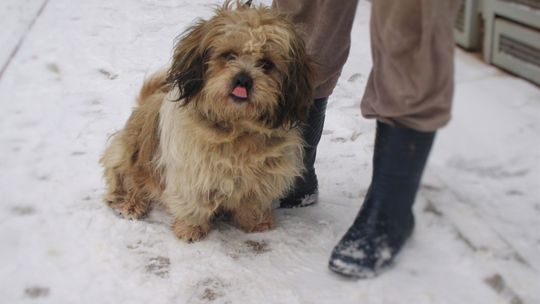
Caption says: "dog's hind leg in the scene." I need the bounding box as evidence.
[107,188,151,220]
[102,169,152,219]
[101,134,153,220]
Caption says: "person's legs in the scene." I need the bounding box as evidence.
[279,97,327,208]
[361,0,458,131]
[329,122,436,277]
[273,0,359,207]
[329,0,460,278]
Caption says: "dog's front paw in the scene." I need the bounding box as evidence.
[232,211,273,233]
[107,199,150,220]
[172,219,210,242]
[247,219,273,233]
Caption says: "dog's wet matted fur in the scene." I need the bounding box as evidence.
[100,1,316,241]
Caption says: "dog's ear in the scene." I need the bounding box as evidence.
[275,33,317,128]
[167,19,210,103]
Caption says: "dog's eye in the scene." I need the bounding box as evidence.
[221,51,237,61]
[256,59,274,71]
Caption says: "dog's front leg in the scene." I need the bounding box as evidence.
[231,200,273,233]
[171,217,211,242]
[163,192,214,242]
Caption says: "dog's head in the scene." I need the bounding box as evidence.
[167,1,317,129]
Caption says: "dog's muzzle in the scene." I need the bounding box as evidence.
[230,72,252,102]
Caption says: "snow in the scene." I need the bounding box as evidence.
[1,0,539,303]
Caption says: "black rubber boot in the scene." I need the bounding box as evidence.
[328,121,435,278]
[279,97,328,208]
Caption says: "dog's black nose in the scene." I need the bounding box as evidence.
[233,72,253,90]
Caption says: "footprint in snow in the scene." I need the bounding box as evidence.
[24,286,50,298]
[192,278,228,303]
[145,256,170,278]
[98,68,118,80]
[347,73,362,82]
[224,239,271,260]
[11,206,35,216]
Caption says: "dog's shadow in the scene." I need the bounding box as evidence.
[135,203,332,262]
[135,204,274,258]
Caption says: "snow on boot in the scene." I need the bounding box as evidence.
[279,97,328,208]
[329,121,435,278]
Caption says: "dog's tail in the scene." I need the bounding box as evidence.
[137,69,169,105]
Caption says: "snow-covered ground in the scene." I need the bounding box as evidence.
[1,0,539,303]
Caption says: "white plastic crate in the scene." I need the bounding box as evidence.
[483,0,540,85]
[455,0,482,50]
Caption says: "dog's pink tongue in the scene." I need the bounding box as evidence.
[232,86,248,99]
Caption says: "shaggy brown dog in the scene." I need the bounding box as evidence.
[100,2,316,241]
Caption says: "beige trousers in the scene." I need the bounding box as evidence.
[273,0,460,131]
